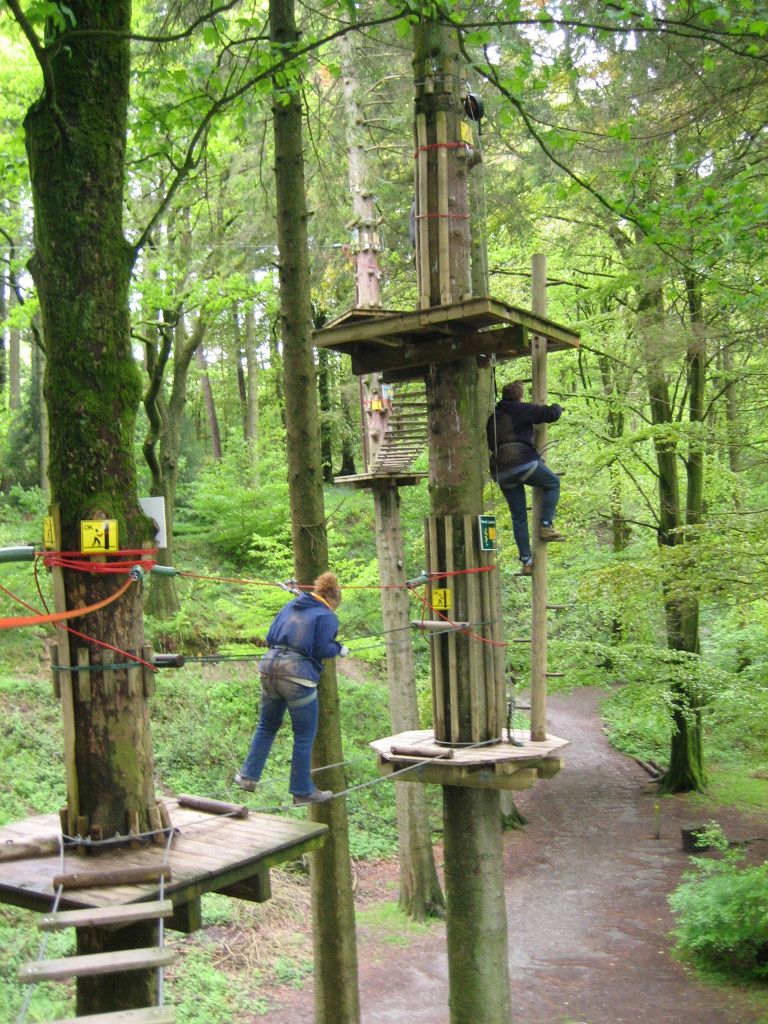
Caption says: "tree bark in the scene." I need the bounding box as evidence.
[270,1,360,1021]
[23,1,158,1010]
[318,346,334,483]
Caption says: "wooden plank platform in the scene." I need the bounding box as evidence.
[312,298,580,379]
[371,728,568,792]
[0,799,326,918]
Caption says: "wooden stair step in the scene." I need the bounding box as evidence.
[20,946,176,983]
[48,1007,175,1023]
[40,900,174,931]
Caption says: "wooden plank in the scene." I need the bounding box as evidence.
[40,900,173,931]
[444,517,459,741]
[49,1008,175,1024]
[127,652,141,697]
[55,867,172,891]
[479,547,498,738]
[102,651,116,699]
[416,112,430,309]
[435,108,451,305]
[77,647,92,701]
[50,505,78,831]
[463,515,484,742]
[350,324,527,376]
[426,517,445,739]
[20,946,176,983]
[0,838,60,863]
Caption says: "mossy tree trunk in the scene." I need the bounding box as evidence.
[22,1,160,1011]
[637,262,705,794]
[413,16,512,1023]
[270,0,360,1020]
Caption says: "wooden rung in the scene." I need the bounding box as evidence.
[48,1006,176,1023]
[40,900,174,931]
[54,866,172,890]
[19,946,176,983]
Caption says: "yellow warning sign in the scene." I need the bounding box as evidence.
[80,519,119,554]
[459,121,473,145]
[431,588,452,611]
[43,516,56,550]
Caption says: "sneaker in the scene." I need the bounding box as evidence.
[234,772,258,792]
[520,562,533,577]
[292,789,333,806]
[539,526,565,542]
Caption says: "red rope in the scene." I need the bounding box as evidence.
[32,559,157,672]
[414,142,467,155]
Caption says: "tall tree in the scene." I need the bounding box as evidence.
[269,0,360,1020]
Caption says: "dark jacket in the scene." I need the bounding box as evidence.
[486,398,562,477]
[260,592,342,684]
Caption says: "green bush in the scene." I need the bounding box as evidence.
[669,825,768,979]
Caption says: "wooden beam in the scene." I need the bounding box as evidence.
[168,897,202,933]
[350,326,526,376]
[216,868,272,904]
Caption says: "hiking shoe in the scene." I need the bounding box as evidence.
[293,789,333,806]
[520,562,533,577]
[539,526,565,542]
[234,772,258,793]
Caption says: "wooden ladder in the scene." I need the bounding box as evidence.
[370,380,429,473]
[19,900,176,1023]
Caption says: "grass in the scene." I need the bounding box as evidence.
[356,900,440,947]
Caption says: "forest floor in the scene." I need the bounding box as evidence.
[252,687,768,1024]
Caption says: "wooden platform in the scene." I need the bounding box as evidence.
[0,799,326,925]
[313,299,580,380]
[371,728,568,792]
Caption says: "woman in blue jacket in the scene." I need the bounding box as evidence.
[235,572,348,804]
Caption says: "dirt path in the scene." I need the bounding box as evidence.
[259,688,766,1024]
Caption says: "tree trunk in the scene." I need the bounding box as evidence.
[32,333,49,493]
[338,378,357,477]
[0,270,6,394]
[318,346,334,483]
[244,303,259,486]
[196,344,222,460]
[9,325,20,411]
[413,17,512,1023]
[637,266,704,793]
[23,2,158,1010]
[374,484,444,919]
[270,2,360,1021]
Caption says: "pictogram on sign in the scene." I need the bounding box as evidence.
[43,517,56,550]
[80,519,119,554]
[431,588,451,610]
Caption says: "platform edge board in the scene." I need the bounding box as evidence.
[48,1008,176,1024]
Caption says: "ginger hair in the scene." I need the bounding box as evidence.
[313,571,342,607]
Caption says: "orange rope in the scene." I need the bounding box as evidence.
[0,577,135,629]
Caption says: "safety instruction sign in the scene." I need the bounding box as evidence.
[459,121,473,145]
[42,516,56,550]
[431,587,452,611]
[479,514,497,551]
[80,519,119,554]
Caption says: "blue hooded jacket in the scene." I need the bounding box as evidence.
[259,592,342,684]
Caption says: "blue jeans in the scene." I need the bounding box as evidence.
[240,674,319,796]
[497,460,560,563]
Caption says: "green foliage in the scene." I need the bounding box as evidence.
[0,906,73,1023]
[669,826,768,980]
[356,900,438,946]
[167,943,262,1022]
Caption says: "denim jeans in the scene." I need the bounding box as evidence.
[240,674,319,796]
[497,460,560,563]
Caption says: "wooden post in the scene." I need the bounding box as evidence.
[49,506,79,833]
[530,253,548,742]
